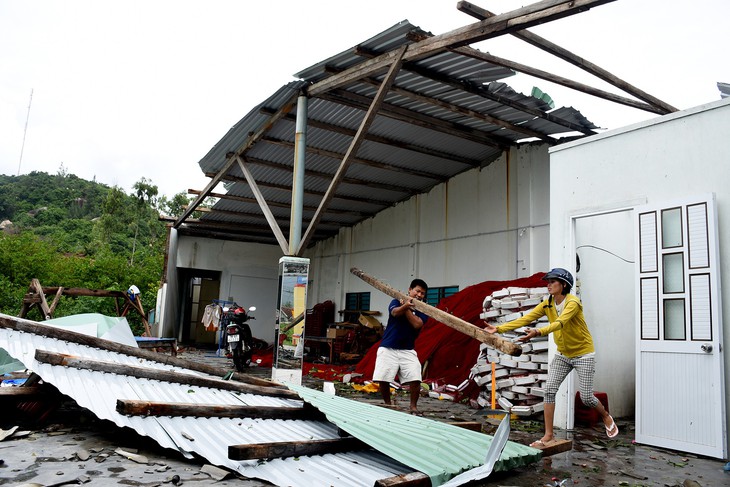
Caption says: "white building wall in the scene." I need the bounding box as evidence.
[304,143,552,319]
[162,143,552,352]
[163,235,283,341]
[549,98,730,430]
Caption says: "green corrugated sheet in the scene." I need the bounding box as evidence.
[288,384,541,486]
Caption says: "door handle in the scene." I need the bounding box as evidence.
[701,343,713,353]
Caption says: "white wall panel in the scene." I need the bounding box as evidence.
[549,98,730,434]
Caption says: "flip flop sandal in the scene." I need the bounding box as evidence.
[605,416,619,438]
[409,410,424,416]
[529,439,548,448]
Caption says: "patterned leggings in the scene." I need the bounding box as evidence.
[544,353,599,407]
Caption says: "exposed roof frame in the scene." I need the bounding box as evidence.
[305,0,616,97]
[173,91,300,228]
[180,0,676,250]
[298,45,408,254]
[188,189,369,218]
[276,111,484,167]
[345,62,556,143]
[203,171,394,207]
[456,0,677,114]
[320,90,509,148]
[260,135,447,181]
[236,156,290,253]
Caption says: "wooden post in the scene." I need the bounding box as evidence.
[349,268,522,356]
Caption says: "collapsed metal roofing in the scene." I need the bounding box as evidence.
[171,0,676,253]
[0,313,541,486]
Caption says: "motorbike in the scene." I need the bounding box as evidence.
[223,305,256,371]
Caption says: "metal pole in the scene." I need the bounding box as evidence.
[289,95,307,255]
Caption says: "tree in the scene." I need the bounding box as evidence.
[131,178,159,265]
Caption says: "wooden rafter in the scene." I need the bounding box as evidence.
[276,112,484,167]
[228,437,368,460]
[204,171,394,207]
[260,135,450,179]
[457,0,677,114]
[173,91,300,229]
[117,399,324,420]
[306,0,614,97]
[319,90,507,148]
[297,45,408,254]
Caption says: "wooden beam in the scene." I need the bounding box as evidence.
[307,0,615,97]
[261,135,449,180]
[457,1,677,114]
[188,189,366,217]
[48,286,64,315]
[529,438,573,456]
[0,312,285,389]
[245,154,420,195]
[236,156,290,254]
[451,46,666,115]
[351,49,554,143]
[228,437,368,460]
[320,90,507,148]
[30,279,52,319]
[350,267,522,356]
[276,111,483,167]
[204,171,393,206]
[297,46,409,255]
[399,33,598,136]
[173,90,300,228]
[35,349,299,399]
[117,399,324,420]
[375,472,431,487]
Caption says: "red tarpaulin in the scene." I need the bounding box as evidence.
[354,273,547,399]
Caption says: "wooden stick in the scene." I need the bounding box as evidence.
[228,437,367,460]
[117,399,323,420]
[350,268,521,356]
[35,350,299,399]
[0,312,284,388]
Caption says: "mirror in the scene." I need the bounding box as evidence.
[273,256,309,385]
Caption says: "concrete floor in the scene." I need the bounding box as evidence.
[2,349,728,487]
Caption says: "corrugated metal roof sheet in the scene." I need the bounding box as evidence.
[288,384,540,486]
[181,20,599,247]
[0,315,541,486]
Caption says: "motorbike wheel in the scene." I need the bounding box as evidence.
[232,347,251,371]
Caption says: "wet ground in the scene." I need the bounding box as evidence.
[2,348,728,487]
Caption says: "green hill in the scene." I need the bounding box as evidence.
[0,171,180,334]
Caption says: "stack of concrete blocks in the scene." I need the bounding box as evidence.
[469,286,551,416]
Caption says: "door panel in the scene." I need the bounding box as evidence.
[635,193,726,458]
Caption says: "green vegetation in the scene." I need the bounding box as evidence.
[0,170,202,335]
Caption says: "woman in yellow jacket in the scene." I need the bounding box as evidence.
[485,268,618,448]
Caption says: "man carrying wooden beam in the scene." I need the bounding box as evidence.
[372,278,429,416]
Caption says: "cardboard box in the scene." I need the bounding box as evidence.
[326,327,349,339]
[358,314,382,330]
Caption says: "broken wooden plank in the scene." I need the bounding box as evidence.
[350,267,522,356]
[228,437,367,460]
[529,438,573,456]
[117,399,324,420]
[456,0,677,114]
[0,386,53,397]
[0,312,284,389]
[34,349,299,399]
[307,0,614,97]
[374,472,431,487]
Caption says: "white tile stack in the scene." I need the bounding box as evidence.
[469,286,551,416]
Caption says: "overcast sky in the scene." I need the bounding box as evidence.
[1,0,727,200]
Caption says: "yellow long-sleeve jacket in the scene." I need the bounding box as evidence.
[495,294,594,358]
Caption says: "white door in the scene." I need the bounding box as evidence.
[635,193,726,458]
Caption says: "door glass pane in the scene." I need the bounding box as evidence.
[663,299,686,340]
[662,253,684,293]
[661,208,682,248]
